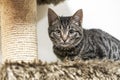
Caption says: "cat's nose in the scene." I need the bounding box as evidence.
[62,35,68,42]
[63,38,67,42]
[61,31,69,42]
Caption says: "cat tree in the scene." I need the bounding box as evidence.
[0,0,120,80]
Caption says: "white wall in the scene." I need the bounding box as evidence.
[37,0,120,62]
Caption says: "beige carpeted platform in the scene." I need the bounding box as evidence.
[0,60,120,80]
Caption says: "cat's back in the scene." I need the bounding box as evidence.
[86,28,120,43]
[84,28,120,51]
[84,28,120,60]
[86,29,111,37]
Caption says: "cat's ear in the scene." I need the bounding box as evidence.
[48,8,59,26]
[71,9,83,24]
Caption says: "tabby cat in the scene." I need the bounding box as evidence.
[48,8,120,61]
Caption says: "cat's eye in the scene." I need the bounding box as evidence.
[69,29,75,34]
[55,30,61,34]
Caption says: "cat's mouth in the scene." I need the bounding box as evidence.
[56,43,75,50]
[60,43,71,47]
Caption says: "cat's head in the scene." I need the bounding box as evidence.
[48,8,83,49]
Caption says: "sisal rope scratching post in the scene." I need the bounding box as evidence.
[1,0,38,62]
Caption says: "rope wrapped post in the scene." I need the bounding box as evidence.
[1,0,38,62]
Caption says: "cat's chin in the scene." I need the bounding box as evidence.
[60,47,72,50]
[55,45,75,50]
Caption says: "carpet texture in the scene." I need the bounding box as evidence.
[0,60,120,80]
